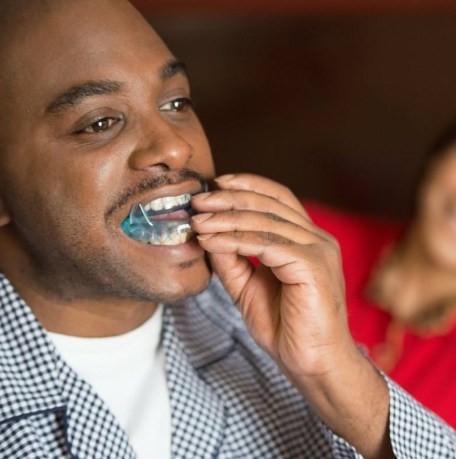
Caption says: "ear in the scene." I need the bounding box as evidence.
[0,198,11,226]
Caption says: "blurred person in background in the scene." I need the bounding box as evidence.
[306,121,456,428]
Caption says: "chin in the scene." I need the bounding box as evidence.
[161,273,212,305]
[157,261,213,304]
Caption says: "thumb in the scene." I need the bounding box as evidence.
[207,252,254,303]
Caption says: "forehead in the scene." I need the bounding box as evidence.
[2,1,174,112]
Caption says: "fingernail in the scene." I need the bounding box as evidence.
[191,213,213,223]
[197,233,215,240]
[215,174,235,182]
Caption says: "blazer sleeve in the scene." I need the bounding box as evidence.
[321,374,455,458]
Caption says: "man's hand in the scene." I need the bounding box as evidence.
[191,174,395,459]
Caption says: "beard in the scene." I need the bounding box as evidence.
[5,169,213,305]
[13,217,212,305]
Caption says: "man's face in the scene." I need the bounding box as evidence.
[416,146,456,269]
[0,0,215,303]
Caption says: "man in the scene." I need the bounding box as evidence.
[0,1,453,458]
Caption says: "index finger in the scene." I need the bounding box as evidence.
[214,173,313,221]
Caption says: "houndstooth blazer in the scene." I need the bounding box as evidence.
[0,273,454,458]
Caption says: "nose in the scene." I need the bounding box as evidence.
[128,116,193,171]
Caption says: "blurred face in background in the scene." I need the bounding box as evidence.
[414,144,456,270]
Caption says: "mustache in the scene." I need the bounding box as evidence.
[105,169,208,219]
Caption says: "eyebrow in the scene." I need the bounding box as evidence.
[160,59,187,80]
[45,80,124,114]
[45,59,188,114]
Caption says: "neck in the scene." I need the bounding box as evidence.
[14,274,158,337]
[34,295,159,338]
[1,256,158,338]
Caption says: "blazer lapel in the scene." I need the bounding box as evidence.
[0,275,66,423]
[163,280,236,459]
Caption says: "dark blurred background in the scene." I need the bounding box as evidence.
[131,0,456,220]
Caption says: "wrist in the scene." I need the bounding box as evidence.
[288,341,393,459]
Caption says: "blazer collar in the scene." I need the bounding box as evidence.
[166,276,238,369]
[163,276,236,459]
[0,274,66,423]
[0,273,234,458]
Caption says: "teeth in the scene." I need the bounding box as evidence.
[143,193,191,213]
[163,197,174,210]
[150,200,162,211]
[147,223,194,246]
[159,231,168,244]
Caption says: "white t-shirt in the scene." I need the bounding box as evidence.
[48,305,171,459]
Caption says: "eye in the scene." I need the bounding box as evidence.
[159,97,193,113]
[79,116,120,134]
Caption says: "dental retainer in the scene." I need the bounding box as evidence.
[121,181,208,245]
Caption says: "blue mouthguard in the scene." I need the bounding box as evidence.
[121,202,195,245]
[121,181,208,245]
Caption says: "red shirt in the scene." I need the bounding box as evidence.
[306,201,456,428]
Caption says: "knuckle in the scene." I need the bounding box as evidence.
[329,237,341,257]
[259,231,293,246]
[265,212,285,223]
[277,183,293,197]
[233,230,244,240]
[262,231,276,242]
[321,230,340,251]
[222,189,238,209]
[328,234,340,249]
[260,231,276,242]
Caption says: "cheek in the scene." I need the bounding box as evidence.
[416,174,456,266]
[425,155,456,198]
[50,155,118,215]
[419,184,441,221]
[9,161,111,246]
[417,159,456,218]
[0,180,12,226]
